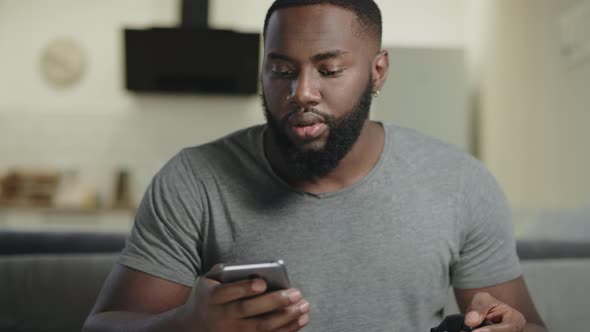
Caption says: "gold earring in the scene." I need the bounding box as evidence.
[372,90,380,98]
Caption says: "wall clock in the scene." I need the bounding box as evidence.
[39,38,87,88]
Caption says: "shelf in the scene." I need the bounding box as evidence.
[0,204,135,215]
[0,205,136,233]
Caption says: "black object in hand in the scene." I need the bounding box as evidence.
[431,314,492,332]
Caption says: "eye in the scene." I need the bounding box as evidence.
[270,65,295,79]
[272,69,294,78]
[319,68,344,77]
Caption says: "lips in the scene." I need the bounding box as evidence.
[287,112,325,127]
[286,112,328,141]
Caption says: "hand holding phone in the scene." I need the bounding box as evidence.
[205,260,291,292]
[178,260,310,332]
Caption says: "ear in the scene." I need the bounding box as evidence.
[371,50,389,93]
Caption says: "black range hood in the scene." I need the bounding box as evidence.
[124,0,260,95]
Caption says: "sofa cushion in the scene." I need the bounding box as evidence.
[0,231,127,255]
[517,239,590,260]
[0,254,118,332]
[444,258,589,331]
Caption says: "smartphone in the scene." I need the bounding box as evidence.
[206,260,291,292]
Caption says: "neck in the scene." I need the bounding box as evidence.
[264,120,385,194]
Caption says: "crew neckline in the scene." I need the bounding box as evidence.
[256,122,391,199]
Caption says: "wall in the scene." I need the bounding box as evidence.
[0,0,467,206]
[470,0,590,211]
[0,0,466,113]
[210,0,466,46]
[372,48,468,150]
[3,0,589,214]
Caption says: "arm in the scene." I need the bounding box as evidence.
[454,276,547,332]
[83,264,310,332]
[83,264,192,332]
[85,152,312,331]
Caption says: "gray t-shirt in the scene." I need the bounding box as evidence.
[119,123,522,331]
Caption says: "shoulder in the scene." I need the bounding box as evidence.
[166,125,265,180]
[181,125,264,167]
[385,123,471,165]
[149,124,263,189]
[382,123,506,218]
[145,125,265,212]
[383,123,487,183]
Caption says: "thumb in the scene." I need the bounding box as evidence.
[190,275,221,302]
[465,311,484,327]
[465,292,495,327]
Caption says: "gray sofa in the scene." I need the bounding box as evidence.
[1,232,588,332]
[0,232,127,332]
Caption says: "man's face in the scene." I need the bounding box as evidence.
[262,5,376,178]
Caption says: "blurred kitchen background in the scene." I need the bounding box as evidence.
[0,0,589,238]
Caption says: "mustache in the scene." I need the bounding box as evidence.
[259,90,335,125]
[284,107,333,125]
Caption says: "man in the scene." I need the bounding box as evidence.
[84,1,547,331]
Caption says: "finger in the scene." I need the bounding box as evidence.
[209,278,267,305]
[276,313,311,332]
[486,305,527,329]
[472,322,514,332]
[465,292,498,327]
[190,276,220,301]
[204,263,224,281]
[250,299,310,331]
[229,288,303,318]
[200,276,221,287]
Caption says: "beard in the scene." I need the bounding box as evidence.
[261,76,374,180]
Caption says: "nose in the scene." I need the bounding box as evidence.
[288,69,321,108]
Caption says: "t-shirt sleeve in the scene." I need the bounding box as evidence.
[450,157,522,289]
[118,150,205,287]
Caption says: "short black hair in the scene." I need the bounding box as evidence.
[263,0,382,46]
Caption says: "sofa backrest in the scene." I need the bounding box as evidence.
[443,258,590,331]
[0,254,118,332]
[1,235,588,332]
[0,231,126,255]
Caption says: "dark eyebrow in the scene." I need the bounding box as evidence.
[267,50,350,63]
[310,50,349,62]
[267,52,293,62]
